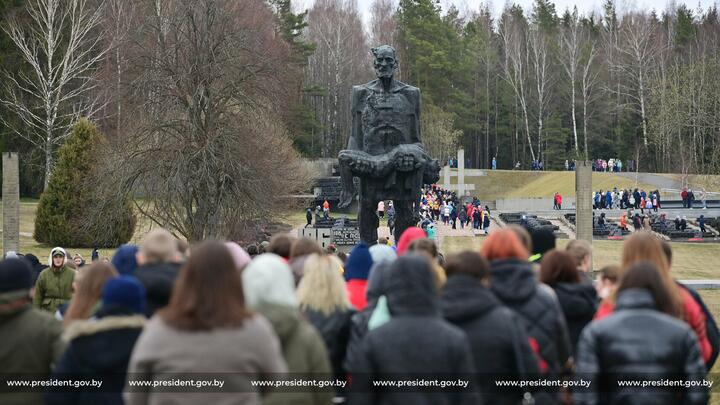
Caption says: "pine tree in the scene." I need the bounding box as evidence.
[34,119,136,247]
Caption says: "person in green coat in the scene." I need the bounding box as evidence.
[34,247,75,313]
[1,258,65,405]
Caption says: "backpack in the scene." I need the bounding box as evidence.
[679,282,720,368]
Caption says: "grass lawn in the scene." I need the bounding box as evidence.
[451,170,659,199]
[441,236,720,280]
[0,200,315,260]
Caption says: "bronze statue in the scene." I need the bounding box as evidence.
[338,45,440,244]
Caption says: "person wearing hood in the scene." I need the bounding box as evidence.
[111,244,139,276]
[407,238,447,289]
[133,229,182,316]
[396,227,426,255]
[243,254,333,405]
[347,254,478,404]
[1,258,65,405]
[345,242,374,311]
[442,251,539,405]
[298,254,355,400]
[344,252,396,374]
[23,253,47,285]
[699,215,707,233]
[48,276,147,405]
[481,230,571,381]
[529,228,556,263]
[576,262,708,405]
[125,242,287,405]
[540,250,597,355]
[34,247,75,313]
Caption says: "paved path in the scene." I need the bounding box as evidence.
[615,172,683,191]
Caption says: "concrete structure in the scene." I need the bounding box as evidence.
[443,165,451,187]
[457,148,465,197]
[2,153,20,255]
[575,161,593,244]
[495,197,577,211]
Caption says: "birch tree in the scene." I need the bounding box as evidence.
[499,8,536,162]
[558,7,581,157]
[1,0,111,189]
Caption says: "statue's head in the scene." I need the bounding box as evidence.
[372,45,397,79]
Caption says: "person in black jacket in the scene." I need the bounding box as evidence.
[539,250,597,356]
[481,229,571,405]
[442,251,539,405]
[575,262,708,405]
[47,276,147,405]
[23,253,47,285]
[297,254,355,399]
[132,229,183,316]
[348,254,478,405]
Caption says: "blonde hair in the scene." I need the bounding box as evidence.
[566,239,592,267]
[618,232,684,318]
[64,262,118,325]
[297,254,351,315]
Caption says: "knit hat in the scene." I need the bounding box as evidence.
[48,247,67,267]
[111,244,139,275]
[369,244,397,264]
[344,242,373,281]
[0,258,33,293]
[225,242,251,271]
[101,276,146,314]
[242,254,298,309]
[397,227,427,255]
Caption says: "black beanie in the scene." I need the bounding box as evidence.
[531,228,556,256]
[0,258,33,293]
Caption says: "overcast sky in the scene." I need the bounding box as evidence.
[299,0,719,28]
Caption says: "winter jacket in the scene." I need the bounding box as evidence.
[0,300,65,405]
[490,259,572,375]
[576,289,708,405]
[124,314,287,405]
[442,275,539,405]
[47,308,146,405]
[549,282,597,356]
[344,261,392,372]
[595,286,713,365]
[33,266,75,313]
[348,255,478,405]
[303,308,355,390]
[255,302,334,405]
[133,262,182,316]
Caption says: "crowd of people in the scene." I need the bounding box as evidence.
[418,187,491,233]
[593,188,663,211]
[1,218,717,404]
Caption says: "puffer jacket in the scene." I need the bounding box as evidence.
[576,289,708,405]
[442,274,539,405]
[550,281,597,355]
[348,255,478,405]
[47,307,146,405]
[490,259,571,374]
[595,286,713,365]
